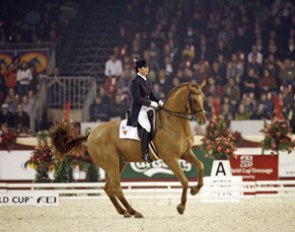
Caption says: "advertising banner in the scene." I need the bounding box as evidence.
[0,49,49,73]
[121,149,213,180]
[230,155,278,181]
[0,191,58,206]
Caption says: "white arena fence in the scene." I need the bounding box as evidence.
[1,180,295,200]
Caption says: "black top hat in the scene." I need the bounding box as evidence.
[135,59,148,69]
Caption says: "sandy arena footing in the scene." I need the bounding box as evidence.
[1,198,295,232]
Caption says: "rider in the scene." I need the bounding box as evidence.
[129,59,164,163]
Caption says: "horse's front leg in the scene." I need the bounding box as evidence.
[182,149,204,195]
[164,157,189,214]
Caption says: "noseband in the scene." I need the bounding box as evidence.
[160,90,204,121]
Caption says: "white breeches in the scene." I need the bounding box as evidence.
[138,106,153,132]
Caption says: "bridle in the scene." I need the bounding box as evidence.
[160,90,204,121]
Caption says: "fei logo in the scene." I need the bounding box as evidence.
[240,155,253,168]
[0,191,59,206]
[130,160,192,177]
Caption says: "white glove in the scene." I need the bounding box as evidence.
[158,100,164,107]
[150,101,158,109]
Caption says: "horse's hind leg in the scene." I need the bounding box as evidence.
[163,157,189,215]
[104,164,128,216]
[108,163,144,218]
[182,149,204,195]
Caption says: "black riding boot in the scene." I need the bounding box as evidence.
[141,129,152,163]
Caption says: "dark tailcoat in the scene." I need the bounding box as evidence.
[129,75,159,126]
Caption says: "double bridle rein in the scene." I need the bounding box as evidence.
[159,90,204,121]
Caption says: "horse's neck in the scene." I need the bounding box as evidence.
[157,87,191,131]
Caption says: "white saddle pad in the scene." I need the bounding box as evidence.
[119,119,161,160]
[119,119,140,141]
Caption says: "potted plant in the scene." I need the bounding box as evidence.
[201,116,240,176]
[25,131,54,182]
[261,117,295,155]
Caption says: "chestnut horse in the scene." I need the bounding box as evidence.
[51,82,206,218]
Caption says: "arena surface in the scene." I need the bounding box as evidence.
[1,198,295,232]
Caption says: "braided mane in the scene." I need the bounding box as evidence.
[164,82,201,101]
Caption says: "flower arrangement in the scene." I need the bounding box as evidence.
[261,117,295,155]
[201,116,239,160]
[25,131,54,182]
[0,123,17,152]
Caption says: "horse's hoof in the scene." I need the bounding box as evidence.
[123,211,132,218]
[177,204,185,215]
[190,185,202,195]
[134,212,144,218]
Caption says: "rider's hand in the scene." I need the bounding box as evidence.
[150,101,159,109]
[158,100,164,107]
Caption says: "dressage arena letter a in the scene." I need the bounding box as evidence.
[210,160,232,177]
[216,162,226,176]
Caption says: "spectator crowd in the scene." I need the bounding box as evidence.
[0,0,78,134]
[1,0,295,134]
[90,0,295,132]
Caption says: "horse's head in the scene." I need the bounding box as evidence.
[186,80,206,125]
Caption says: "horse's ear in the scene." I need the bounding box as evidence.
[199,80,206,89]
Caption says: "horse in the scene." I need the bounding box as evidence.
[50,81,206,218]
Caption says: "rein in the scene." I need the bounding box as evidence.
[160,107,203,120]
[158,90,204,122]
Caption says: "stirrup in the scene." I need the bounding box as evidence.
[141,153,153,163]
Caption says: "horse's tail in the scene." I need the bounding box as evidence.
[49,119,89,156]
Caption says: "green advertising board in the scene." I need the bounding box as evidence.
[121,148,213,180]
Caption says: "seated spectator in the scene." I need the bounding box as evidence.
[171,77,180,89]
[110,93,127,120]
[258,68,277,93]
[14,104,30,134]
[16,61,32,97]
[104,54,123,78]
[220,103,234,122]
[21,95,34,117]
[5,88,19,114]
[157,69,172,95]
[242,95,256,115]
[210,61,226,86]
[248,45,263,65]
[235,103,251,120]
[97,86,111,106]
[226,53,244,81]
[222,78,240,110]
[117,65,133,93]
[152,83,165,99]
[242,68,259,97]
[89,96,110,122]
[104,75,118,99]
[251,104,269,119]
[193,61,209,83]
[246,53,262,76]
[257,92,274,118]
[0,103,14,129]
[163,56,174,76]
[4,64,17,92]
[279,58,295,87]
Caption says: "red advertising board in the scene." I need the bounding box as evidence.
[230,155,278,181]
